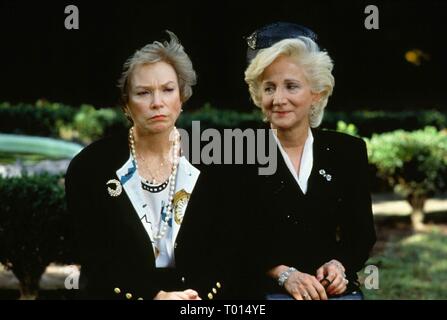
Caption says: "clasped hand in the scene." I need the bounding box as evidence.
[154,289,201,300]
[284,259,348,300]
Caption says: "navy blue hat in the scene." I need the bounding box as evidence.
[245,22,318,63]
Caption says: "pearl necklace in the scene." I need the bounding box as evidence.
[128,127,180,240]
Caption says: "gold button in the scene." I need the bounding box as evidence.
[207,293,213,300]
[216,282,221,289]
[212,288,217,294]
[125,293,132,299]
[114,288,121,294]
[137,297,143,300]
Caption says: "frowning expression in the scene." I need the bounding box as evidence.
[126,61,182,134]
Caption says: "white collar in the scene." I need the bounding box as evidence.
[116,155,200,245]
[273,128,314,194]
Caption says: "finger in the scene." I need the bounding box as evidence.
[330,279,348,296]
[175,292,191,300]
[153,290,165,300]
[328,259,345,273]
[300,289,311,300]
[327,275,343,293]
[303,294,311,300]
[316,266,325,281]
[303,276,324,300]
[167,294,184,300]
[183,289,199,299]
[311,277,328,300]
[156,291,186,300]
[333,260,346,272]
[327,275,344,294]
[305,285,320,300]
[325,269,337,284]
[289,284,305,300]
[305,277,323,300]
[320,277,331,289]
[291,291,304,300]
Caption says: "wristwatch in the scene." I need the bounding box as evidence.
[277,267,298,287]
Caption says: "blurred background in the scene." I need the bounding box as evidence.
[0,0,446,110]
[0,0,446,300]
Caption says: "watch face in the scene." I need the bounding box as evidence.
[173,189,190,225]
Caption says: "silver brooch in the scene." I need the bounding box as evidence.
[106,179,122,197]
[319,169,332,182]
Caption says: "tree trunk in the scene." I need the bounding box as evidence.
[407,194,427,231]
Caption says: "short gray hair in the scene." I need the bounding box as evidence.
[118,31,197,105]
[244,37,334,128]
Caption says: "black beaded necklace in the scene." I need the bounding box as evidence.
[141,179,169,193]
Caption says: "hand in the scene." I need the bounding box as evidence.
[284,270,328,300]
[154,289,201,300]
[316,259,348,296]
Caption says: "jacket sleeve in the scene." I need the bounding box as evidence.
[335,138,377,276]
[65,154,115,299]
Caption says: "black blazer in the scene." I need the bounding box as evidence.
[245,129,377,294]
[65,133,244,300]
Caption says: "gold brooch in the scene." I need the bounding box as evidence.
[173,189,190,224]
[106,179,122,197]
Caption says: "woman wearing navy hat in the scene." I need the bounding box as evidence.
[244,22,376,300]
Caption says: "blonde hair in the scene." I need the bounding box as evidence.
[244,37,334,127]
[118,31,197,105]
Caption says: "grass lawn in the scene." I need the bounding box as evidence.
[360,224,447,300]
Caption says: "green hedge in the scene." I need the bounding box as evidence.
[0,101,76,137]
[177,103,264,129]
[0,174,74,297]
[322,110,447,137]
[1,101,446,142]
[366,126,447,198]
[0,101,128,144]
[366,127,447,228]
